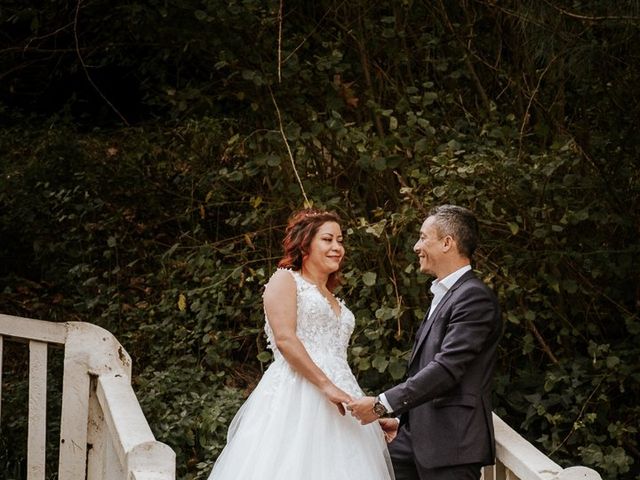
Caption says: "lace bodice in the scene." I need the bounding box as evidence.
[264,269,355,360]
[263,269,362,396]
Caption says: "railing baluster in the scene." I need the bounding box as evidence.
[494,459,507,480]
[86,376,106,480]
[27,340,48,480]
[483,464,495,480]
[58,345,91,480]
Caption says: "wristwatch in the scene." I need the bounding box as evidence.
[372,396,388,417]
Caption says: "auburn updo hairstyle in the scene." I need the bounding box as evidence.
[277,208,343,291]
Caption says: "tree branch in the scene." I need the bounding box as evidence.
[268,86,310,206]
[74,0,129,126]
[527,317,559,364]
[542,0,640,22]
[437,0,492,114]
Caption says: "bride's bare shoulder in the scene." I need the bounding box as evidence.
[264,268,296,293]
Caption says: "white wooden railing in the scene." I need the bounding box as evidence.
[0,314,175,480]
[1,314,602,480]
[483,412,601,480]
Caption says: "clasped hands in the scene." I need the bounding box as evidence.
[324,385,398,443]
[347,396,399,443]
[345,396,378,424]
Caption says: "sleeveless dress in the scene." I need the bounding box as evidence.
[207,269,394,480]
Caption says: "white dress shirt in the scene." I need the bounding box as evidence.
[378,264,472,414]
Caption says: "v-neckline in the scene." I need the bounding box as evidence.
[298,273,343,319]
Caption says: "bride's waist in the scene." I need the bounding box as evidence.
[272,348,348,365]
[269,356,361,395]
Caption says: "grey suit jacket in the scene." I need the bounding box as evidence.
[384,270,502,470]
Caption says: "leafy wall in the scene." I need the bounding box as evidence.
[1,1,638,479]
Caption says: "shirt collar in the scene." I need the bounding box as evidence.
[430,264,472,295]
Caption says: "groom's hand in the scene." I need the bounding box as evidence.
[378,417,399,443]
[346,396,378,425]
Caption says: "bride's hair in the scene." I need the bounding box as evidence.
[278,208,343,291]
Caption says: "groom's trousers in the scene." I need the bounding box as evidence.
[389,425,482,480]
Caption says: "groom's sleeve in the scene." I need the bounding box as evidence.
[378,393,394,413]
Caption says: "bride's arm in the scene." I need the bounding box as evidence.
[264,270,352,414]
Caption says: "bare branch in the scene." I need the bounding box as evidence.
[518,52,563,158]
[527,317,559,364]
[277,0,283,83]
[24,22,74,52]
[268,86,310,207]
[542,0,640,22]
[282,1,345,64]
[437,0,492,114]
[74,0,129,126]
[549,376,606,456]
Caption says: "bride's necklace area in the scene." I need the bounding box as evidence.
[300,272,341,316]
[300,270,333,297]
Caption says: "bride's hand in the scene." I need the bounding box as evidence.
[321,383,353,415]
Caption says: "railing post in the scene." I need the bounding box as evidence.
[58,350,92,480]
[127,441,176,480]
[86,375,106,480]
[58,322,131,480]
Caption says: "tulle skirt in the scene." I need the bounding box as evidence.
[208,357,394,480]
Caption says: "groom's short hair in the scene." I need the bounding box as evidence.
[429,205,479,259]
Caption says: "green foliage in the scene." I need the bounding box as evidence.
[1,1,639,479]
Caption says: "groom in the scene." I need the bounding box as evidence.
[348,205,502,480]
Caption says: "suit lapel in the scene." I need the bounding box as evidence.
[408,270,475,365]
[412,311,429,347]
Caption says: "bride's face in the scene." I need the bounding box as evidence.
[303,221,344,274]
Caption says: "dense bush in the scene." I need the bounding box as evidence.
[1,1,638,479]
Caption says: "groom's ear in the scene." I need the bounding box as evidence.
[442,235,455,252]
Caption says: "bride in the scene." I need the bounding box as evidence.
[208,208,395,480]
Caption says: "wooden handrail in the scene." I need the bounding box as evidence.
[0,313,67,344]
[483,414,601,480]
[96,374,175,478]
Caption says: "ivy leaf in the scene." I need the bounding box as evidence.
[362,272,377,286]
[177,293,187,312]
[257,351,272,363]
[606,356,620,369]
[372,356,389,373]
[388,360,406,380]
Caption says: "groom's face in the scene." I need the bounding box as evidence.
[413,216,444,277]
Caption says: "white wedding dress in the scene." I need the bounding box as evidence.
[208,269,394,480]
